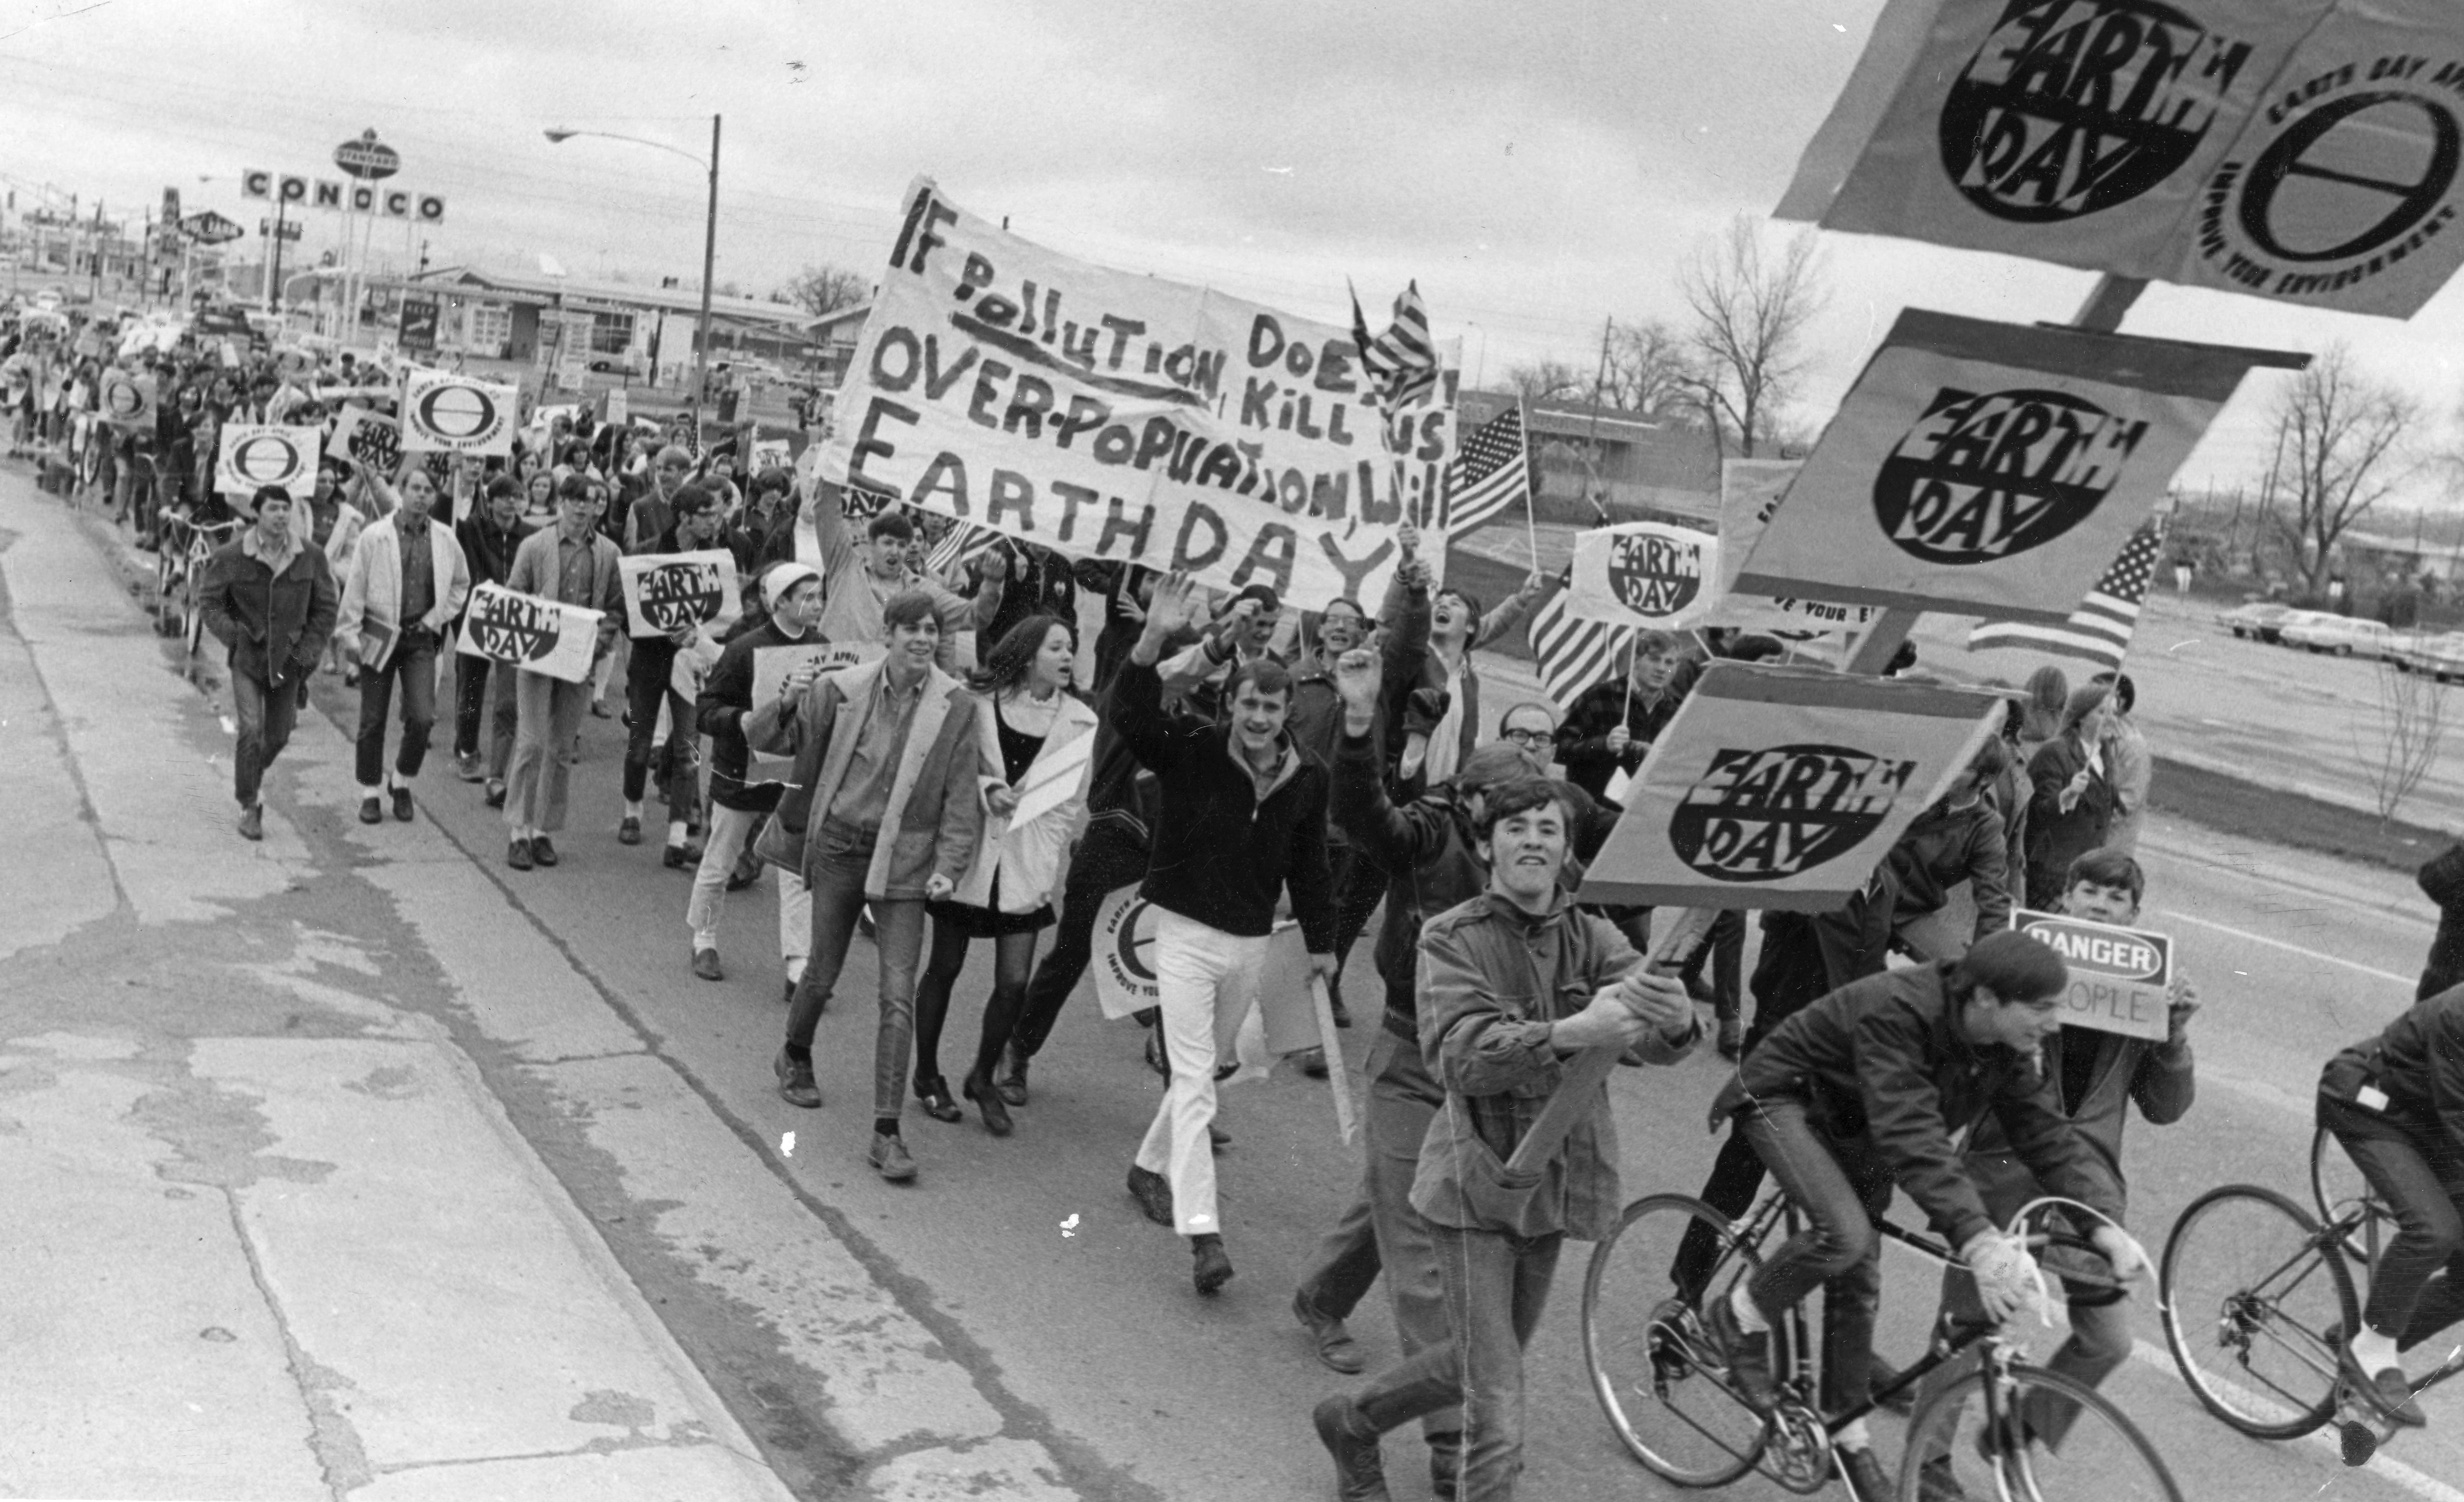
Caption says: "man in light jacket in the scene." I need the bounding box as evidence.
[337,462,470,825]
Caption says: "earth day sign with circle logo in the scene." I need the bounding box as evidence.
[215,425,322,499]
[618,551,742,639]
[1731,309,2294,623]
[456,583,600,683]
[1577,661,2001,911]
[1777,0,2464,318]
[100,370,155,430]
[1566,521,1721,630]
[400,370,516,456]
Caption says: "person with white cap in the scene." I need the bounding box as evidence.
[686,560,825,997]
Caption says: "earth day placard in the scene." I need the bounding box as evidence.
[817,176,1452,609]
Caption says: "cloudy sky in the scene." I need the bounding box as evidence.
[8,0,2464,505]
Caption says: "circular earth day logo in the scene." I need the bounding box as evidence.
[1604,531,1708,619]
[229,433,307,488]
[1939,0,2249,223]
[1668,743,1916,883]
[416,383,503,446]
[635,562,722,632]
[468,591,564,664]
[1872,388,2145,565]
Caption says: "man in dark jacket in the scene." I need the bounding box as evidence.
[197,485,340,841]
[451,476,534,781]
[619,484,728,863]
[1886,737,2014,961]
[1116,573,1336,1297]
[2415,840,2464,1001]
[1703,932,2147,1498]
[686,562,824,995]
[1553,629,1698,799]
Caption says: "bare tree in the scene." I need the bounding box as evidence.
[1501,358,1589,402]
[1604,317,1697,419]
[2355,657,2447,824]
[781,263,870,317]
[2267,344,2421,596]
[1677,215,1828,460]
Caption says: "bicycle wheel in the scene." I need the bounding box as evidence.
[154,550,180,637]
[2310,1125,2382,1248]
[182,562,207,656]
[1897,1362,2181,1502]
[2160,1183,2355,1439]
[1581,1193,1767,1487]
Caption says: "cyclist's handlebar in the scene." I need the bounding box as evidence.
[1878,1197,2130,1295]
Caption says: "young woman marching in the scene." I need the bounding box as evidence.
[909,615,1098,1135]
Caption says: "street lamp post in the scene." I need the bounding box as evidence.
[544,115,722,444]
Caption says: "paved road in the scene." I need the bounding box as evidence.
[8,463,2462,1500]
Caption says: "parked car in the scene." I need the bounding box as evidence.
[2400,631,2464,680]
[586,354,644,376]
[2280,614,2395,656]
[2219,601,2295,640]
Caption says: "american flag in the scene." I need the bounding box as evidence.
[1967,522,2160,670]
[1444,405,1530,536]
[1350,280,1438,412]
[926,520,1001,577]
[1529,569,1619,708]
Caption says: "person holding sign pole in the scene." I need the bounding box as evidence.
[1316,780,1696,1502]
[337,462,471,826]
[744,591,987,1185]
[809,482,995,671]
[686,562,824,995]
[1115,574,1336,1296]
[910,615,1097,1137]
[619,484,727,863]
[1906,848,2196,1493]
[501,475,624,871]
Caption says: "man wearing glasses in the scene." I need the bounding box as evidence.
[499,475,624,871]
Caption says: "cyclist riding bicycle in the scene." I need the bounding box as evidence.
[1703,929,2149,1497]
[2318,982,2464,1428]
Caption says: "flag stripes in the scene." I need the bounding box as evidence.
[1529,572,1619,708]
[1351,280,1438,412]
[1445,405,1530,536]
[927,521,1001,576]
[1966,522,2160,671]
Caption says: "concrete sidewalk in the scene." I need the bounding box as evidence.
[0,472,836,1501]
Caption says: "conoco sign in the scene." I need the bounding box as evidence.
[333,129,400,182]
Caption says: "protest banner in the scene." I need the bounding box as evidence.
[1579,661,2000,911]
[603,387,629,426]
[1567,521,1721,631]
[99,370,155,430]
[1732,310,2296,624]
[331,405,402,475]
[400,369,517,456]
[750,437,792,473]
[1004,729,1095,829]
[215,424,322,498]
[1778,0,2464,318]
[817,177,1452,610]
[2012,908,2175,1042]
[1093,886,1160,1020]
[456,582,600,683]
[618,550,742,638]
[1701,459,1879,639]
[749,641,878,708]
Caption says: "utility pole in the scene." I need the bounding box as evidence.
[267,196,289,315]
[692,112,722,446]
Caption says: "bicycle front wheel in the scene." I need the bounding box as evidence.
[1581,1193,1766,1487]
[2310,1124,2376,1232]
[1898,1362,2179,1501]
[182,567,207,656]
[2160,1183,2355,1439]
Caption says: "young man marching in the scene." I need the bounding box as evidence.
[337,461,470,825]
[196,485,339,841]
[1114,573,1336,1296]
[1315,778,1698,1501]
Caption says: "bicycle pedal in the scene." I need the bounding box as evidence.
[2339,1417,2380,1468]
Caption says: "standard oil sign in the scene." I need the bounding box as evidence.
[2013,908,2174,1042]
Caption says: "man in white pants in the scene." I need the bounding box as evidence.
[687,563,822,999]
[1110,574,1336,1296]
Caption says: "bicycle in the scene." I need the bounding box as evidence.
[153,508,244,655]
[2159,1125,2464,1467]
[1583,1187,2180,1499]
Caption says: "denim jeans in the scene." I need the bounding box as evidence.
[786,823,927,1122]
[622,638,693,810]
[2322,1093,2464,1346]
[451,651,494,761]
[1348,1223,1563,1501]
[1738,1098,1895,1416]
[231,670,299,808]
[354,631,439,789]
[1298,1012,1461,1440]
[1134,909,1271,1237]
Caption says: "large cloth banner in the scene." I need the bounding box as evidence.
[215,424,322,498]
[1701,460,1878,639]
[819,177,1452,609]
[1779,0,2464,318]
[1579,662,2001,911]
[400,369,517,456]
[456,582,601,684]
[1732,309,2293,623]
[1567,522,1722,631]
[618,550,743,638]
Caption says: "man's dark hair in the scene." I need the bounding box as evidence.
[485,475,522,503]
[2090,670,2137,714]
[555,473,602,506]
[2064,847,2146,904]
[1952,931,2068,1005]
[1232,582,1281,613]
[1225,656,1293,706]
[1473,777,1575,842]
[866,509,914,545]
[749,466,793,498]
[1966,734,2011,783]
[881,588,940,634]
[252,484,294,510]
[670,483,718,517]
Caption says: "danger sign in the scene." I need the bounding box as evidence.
[215,424,322,499]
[1579,661,2000,911]
[2013,908,2175,1042]
[401,370,516,456]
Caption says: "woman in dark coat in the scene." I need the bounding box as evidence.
[2023,683,2118,909]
